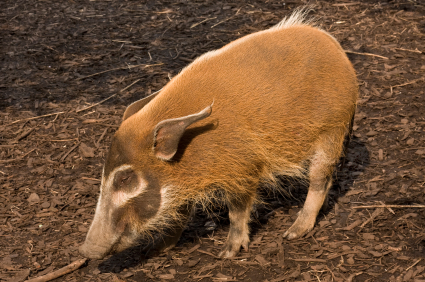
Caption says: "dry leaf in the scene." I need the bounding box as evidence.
[79,142,95,158]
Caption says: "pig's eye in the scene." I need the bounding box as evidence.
[114,170,136,190]
[120,175,131,185]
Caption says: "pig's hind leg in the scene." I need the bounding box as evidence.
[283,135,343,240]
[218,197,254,258]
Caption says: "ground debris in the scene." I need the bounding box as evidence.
[1,0,425,281]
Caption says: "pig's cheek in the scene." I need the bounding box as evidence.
[134,200,160,220]
[111,207,127,234]
[116,220,126,234]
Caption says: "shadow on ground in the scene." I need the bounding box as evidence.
[96,136,370,273]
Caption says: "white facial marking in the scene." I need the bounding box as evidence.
[138,185,175,231]
[100,166,105,192]
[112,178,148,207]
[158,185,173,212]
[103,164,132,193]
[100,164,148,206]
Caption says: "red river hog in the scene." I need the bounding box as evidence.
[79,8,358,259]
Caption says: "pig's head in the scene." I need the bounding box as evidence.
[79,93,213,259]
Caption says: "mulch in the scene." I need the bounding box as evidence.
[1,0,425,281]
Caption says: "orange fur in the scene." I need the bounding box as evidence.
[81,9,359,259]
[116,21,358,235]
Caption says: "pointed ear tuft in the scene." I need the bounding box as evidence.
[153,103,213,161]
[122,90,161,121]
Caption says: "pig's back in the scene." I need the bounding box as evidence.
[152,25,357,138]
[129,24,358,186]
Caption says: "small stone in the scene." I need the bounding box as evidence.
[27,193,40,204]
[41,202,50,209]
[363,233,375,240]
[158,274,174,280]
[175,259,183,266]
[406,138,414,145]
[366,130,378,136]
[347,256,355,265]
[415,149,425,155]
[378,149,384,161]
[10,269,30,282]
[383,92,392,98]
[255,254,269,265]
[187,259,200,267]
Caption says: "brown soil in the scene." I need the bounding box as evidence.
[1,0,425,281]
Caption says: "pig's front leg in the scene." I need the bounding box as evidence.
[218,199,253,258]
[158,204,194,252]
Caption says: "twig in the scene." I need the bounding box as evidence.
[326,265,338,282]
[211,16,235,28]
[395,47,423,54]
[380,201,394,214]
[119,78,141,93]
[82,177,101,182]
[22,148,36,158]
[25,258,88,282]
[190,17,217,29]
[332,2,361,6]
[95,128,109,147]
[197,249,219,258]
[344,50,389,60]
[49,139,78,142]
[211,8,241,28]
[14,127,35,142]
[353,205,425,209]
[0,157,20,164]
[7,112,65,126]
[346,272,363,282]
[76,63,163,80]
[112,39,132,43]
[402,147,425,150]
[292,258,327,263]
[0,148,36,164]
[360,207,383,228]
[390,77,424,94]
[406,258,421,271]
[60,142,80,162]
[76,79,140,113]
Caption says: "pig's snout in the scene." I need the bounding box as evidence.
[79,239,111,260]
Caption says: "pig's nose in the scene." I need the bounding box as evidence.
[79,242,109,260]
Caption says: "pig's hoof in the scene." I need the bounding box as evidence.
[218,240,249,258]
[283,216,314,240]
[283,228,304,240]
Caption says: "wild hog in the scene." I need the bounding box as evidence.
[79,8,358,259]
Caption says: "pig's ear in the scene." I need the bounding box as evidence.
[122,90,161,121]
[153,103,213,161]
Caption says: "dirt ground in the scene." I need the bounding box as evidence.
[1,0,425,281]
